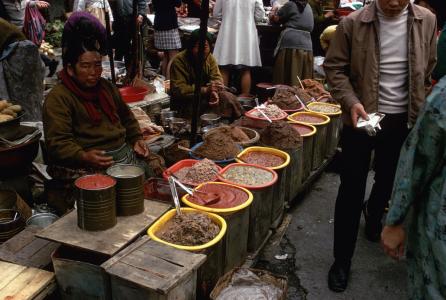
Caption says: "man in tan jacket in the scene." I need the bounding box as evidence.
[323,0,436,292]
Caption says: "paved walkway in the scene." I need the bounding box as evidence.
[256,172,407,300]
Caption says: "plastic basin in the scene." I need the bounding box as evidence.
[119,86,149,103]
[147,207,227,251]
[162,159,222,187]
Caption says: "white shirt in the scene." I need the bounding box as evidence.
[376,1,409,114]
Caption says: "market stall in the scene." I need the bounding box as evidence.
[0,4,344,299]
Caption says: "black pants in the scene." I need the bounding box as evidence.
[333,113,409,263]
[113,16,133,64]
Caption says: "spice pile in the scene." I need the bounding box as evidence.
[260,120,302,150]
[223,165,274,186]
[157,212,220,246]
[290,113,327,124]
[174,159,219,185]
[269,89,301,110]
[240,152,285,168]
[250,104,286,119]
[301,79,337,104]
[309,103,341,114]
[195,130,241,161]
[207,126,250,143]
[294,87,313,103]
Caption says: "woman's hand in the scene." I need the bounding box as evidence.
[80,150,114,168]
[381,225,406,260]
[134,139,149,158]
[36,1,50,9]
[209,91,219,106]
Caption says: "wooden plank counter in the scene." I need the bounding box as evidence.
[0,225,59,269]
[36,200,170,257]
[0,261,56,300]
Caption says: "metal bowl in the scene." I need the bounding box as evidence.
[26,213,59,228]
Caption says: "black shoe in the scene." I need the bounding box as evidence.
[328,260,351,292]
[48,59,59,77]
[362,201,382,242]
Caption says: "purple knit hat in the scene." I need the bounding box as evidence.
[61,12,107,66]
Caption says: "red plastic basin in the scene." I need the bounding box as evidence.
[119,86,149,103]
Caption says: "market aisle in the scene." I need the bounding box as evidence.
[256,172,407,299]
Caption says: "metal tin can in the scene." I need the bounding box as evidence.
[75,174,117,231]
[106,164,145,216]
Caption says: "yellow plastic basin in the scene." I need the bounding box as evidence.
[147,207,227,251]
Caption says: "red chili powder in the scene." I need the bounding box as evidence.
[240,152,285,168]
[187,183,248,209]
[291,113,327,124]
[75,174,116,190]
[290,124,314,136]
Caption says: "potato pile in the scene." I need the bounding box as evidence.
[0,100,22,123]
[39,42,54,56]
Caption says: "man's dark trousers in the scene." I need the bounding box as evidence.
[333,113,409,263]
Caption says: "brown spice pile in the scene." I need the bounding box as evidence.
[270,89,300,110]
[294,87,313,103]
[260,120,302,151]
[209,126,250,143]
[195,130,241,160]
[157,212,220,246]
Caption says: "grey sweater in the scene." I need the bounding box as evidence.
[277,2,314,51]
[114,0,147,18]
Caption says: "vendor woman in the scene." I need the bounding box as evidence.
[170,29,243,119]
[43,12,164,214]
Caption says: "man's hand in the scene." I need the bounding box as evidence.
[136,15,144,26]
[381,225,405,260]
[350,103,368,127]
[36,1,50,9]
[80,150,114,168]
[134,139,149,158]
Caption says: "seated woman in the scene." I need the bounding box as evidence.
[43,12,163,214]
[169,29,243,120]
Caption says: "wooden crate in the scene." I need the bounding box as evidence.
[52,245,111,300]
[102,236,206,300]
[0,261,56,300]
[0,225,59,269]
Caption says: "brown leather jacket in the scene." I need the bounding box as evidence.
[323,2,437,126]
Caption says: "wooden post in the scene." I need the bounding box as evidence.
[190,0,210,146]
